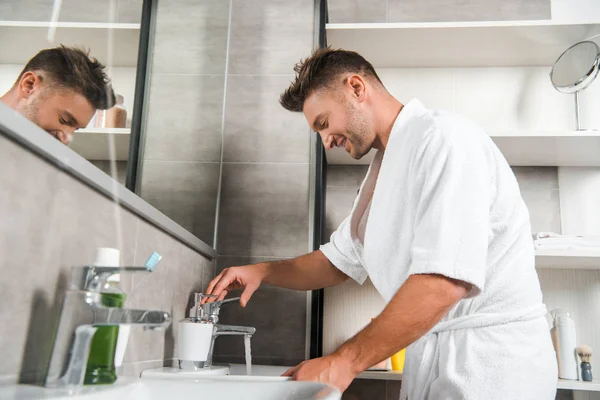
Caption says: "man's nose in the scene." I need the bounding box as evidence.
[321,134,334,150]
[62,128,75,145]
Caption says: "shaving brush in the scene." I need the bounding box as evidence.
[576,345,593,382]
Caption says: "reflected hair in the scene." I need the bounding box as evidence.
[17,45,116,110]
[280,47,383,112]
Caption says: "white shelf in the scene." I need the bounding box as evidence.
[0,21,140,67]
[557,379,600,391]
[70,128,130,161]
[359,370,403,381]
[326,130,600,167]
[326,20,600,67]
[536,248,600,269]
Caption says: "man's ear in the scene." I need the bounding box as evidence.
[346,74,367,103]
[17,71,40,100]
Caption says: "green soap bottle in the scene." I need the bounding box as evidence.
[84,249,126,385]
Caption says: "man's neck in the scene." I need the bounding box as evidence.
[371,93,403,152]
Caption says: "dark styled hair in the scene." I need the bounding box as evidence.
[17,45,116,110]
[280,47,383,112]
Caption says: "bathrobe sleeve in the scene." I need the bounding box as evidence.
[320,215,368,285]
[407,127,494,296]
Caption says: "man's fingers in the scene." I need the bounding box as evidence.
[204,271,225,299]
[210,271,236,300]
[216,289,229,301]
[282,365,299,377]
[240,283,259,307]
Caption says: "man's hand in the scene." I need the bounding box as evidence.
[204,264,268,307]
[282,353,358,392]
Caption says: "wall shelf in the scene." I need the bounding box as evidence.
[326,130,600,167]
[557,379,600,391]
[536,248,600,269]
[326,20,600,68]
[0,21,140,67]
[70,128,130,161]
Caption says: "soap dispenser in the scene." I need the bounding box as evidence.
[84,248,126,385]
[550,309,578,380]
[178,293,216,370]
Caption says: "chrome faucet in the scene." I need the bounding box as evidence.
[45,266,171,388]
[179,293,256,370]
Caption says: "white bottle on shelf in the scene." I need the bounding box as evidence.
[550,309,578,380]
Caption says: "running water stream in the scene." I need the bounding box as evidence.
[244,335,252,376]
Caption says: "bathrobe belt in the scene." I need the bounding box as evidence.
[428,304,548,335]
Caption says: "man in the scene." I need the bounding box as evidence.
[1,46,115,144]
[205,48,557,399]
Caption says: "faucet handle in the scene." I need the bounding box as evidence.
[218,296,241,305]
[193,293,241,323]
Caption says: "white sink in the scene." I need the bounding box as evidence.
[0,377,341,400]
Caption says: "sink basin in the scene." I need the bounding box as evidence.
[0,377,340,400]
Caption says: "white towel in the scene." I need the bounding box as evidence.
[533,232,600,251]
[320,99,557,400]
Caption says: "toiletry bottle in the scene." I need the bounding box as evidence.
[550,309,578,380]
[104,94,127,128]
[84,248,126,385]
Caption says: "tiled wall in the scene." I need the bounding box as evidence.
[139,0,229,248]
[327,0,550,23]
[343,379,402,400]
[213,0,315,366]
[0,0,143,23]
[0,132,214,383]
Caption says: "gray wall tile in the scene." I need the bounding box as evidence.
[151,0,229,75]
[144,74,224,162]
[0,0,141,24]
[325,186,358,238]
[327,0,387,23]
[512,166,559,191]
[57,0,112,23]
[140,161,220,247]
[388,0,550,23]
[228,0,314,74]
[117,0,143,24]
[223,75,310,163]
[327,165,369,188]
[90,160,128,186]
[218,163,309,257]
[213,256,307,365]
[343,379,387,400]
[520,189,561,233]
[0,0,52,21]
[387,381,402,400]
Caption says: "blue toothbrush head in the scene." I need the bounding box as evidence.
[144,252,162,272]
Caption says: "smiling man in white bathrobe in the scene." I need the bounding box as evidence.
[205,48,558,399]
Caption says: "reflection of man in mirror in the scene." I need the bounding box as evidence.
[0,45,115,145]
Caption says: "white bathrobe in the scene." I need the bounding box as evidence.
[320,99,557,400]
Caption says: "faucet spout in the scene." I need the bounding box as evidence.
[213,324,256,336]
[91,307,171,330]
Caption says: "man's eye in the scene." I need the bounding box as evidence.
[59,117,67,125]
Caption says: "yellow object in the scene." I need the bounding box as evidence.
[391,348,406,372]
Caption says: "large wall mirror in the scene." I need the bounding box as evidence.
[0,0,223,250]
